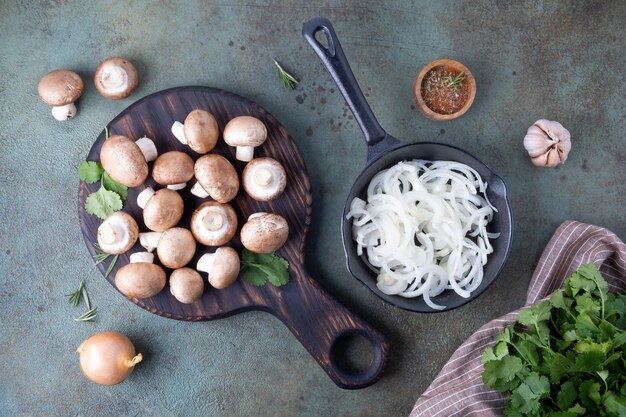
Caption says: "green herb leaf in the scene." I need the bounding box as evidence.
[85,187,123,219]
[75,307,97,322]
[101,171,128,201]
[65,281,85,308]
[557,380,577,410]
[240,249,290,287]
[482,355,524,391]
[273,59,299,89]
[78,161,104,184]
[518,300,552,327]
[605,392,626,416]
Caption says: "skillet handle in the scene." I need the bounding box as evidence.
[270,261,389,389]
[303,17,387,146]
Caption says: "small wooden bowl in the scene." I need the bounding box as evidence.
[413,59,476,121]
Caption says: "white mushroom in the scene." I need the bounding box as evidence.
[170,110,219,154]
[139,232,162,253]
[129,251,154,264]
[38,69,84,121]
[240,213,289,254]
[97,212,139,255]
[197,247,240,289]
[223,116,267,161]
[242,157,287,201]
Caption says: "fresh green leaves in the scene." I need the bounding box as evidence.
[482,264,626,416]
[273,59,298,90]
[65,281,97,322]
[240,249,290,287]
[93,243,119,278]
[78,158,128,219]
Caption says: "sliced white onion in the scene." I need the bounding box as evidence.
[347,160,498,310]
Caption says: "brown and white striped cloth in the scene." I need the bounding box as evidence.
[410,220,626,417]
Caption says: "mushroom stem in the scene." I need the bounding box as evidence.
[129,252,154,264]
[235,146,255,162]
[196,253,216,274]
[190,182,209,198]
[51,103,77,121]
[137,187,155,209]
[171,121,187,144]
[254,168,274,186]
[139,232,161,252]
[202,211,225,231]
[135,137,158,162]
[98,221,124,246]
[248,212,267,221]
[167,183,186,191]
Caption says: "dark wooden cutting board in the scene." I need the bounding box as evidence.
[77,86,389,389]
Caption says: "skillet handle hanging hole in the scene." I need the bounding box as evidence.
[303,18,336,57]
[329,329,385,386]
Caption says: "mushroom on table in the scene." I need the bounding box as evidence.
[242,157,287,201]
[223,116,267,161]
[190,202,237,246]
[171,110,219,154]
[94,57,139,100]
[156,227,196,269]
[151,151,195,190]
[96,211,138,255]
[38,69,84,121]
[197,247,241,289]
[240,213,289,254]
[191,154,240,203]
[169,268,204,304]
[100,135,158,187]
[115,252,166,299]
[137,188,184,232]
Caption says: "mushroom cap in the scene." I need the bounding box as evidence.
[96,211,139,255]
[242,157,287,201]
[38,69,84,106]
[169,268,204,303]
[190,202,237,246]
[94,57,139,100]
[156,227,196,269]
[183,110,219,154]
[194,154,239,203]
[100,135,149,187]
[152,151,194,185]
[143,189,184,232]
[223,116,267,147]
[115,262,166,299]
[240,213,289,254]
[209,247,240,289]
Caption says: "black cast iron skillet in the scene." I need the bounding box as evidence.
[303,17,513,312]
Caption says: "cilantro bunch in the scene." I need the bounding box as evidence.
[240,249,290,287]
[482,264,626,416]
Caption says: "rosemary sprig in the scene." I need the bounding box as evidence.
[75,307,97,322]
[65,281,85,308]
[273,59,298,89]
[93,243,119,277]
[444,71,465,88]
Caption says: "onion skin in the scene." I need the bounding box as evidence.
[77,331,142,385]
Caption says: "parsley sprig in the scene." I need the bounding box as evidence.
[240,249,290,287]
[482,264,626,416]
[78,128,128,219]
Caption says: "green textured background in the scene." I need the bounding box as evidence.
[1,1,624,416]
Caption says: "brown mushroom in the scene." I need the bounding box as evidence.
[100,135,158,187]
[97,211,138,255]
[197,247,240,289]
[137,188,184,232]
[169,268,204,304]
[240,213,289,254]
[38,69,84,120]
[152,151,194,190]
[115,252,166,298]
[242,157,287,201]
[191,154,239,203]
[190,202,237,246]
[94,57,139,100]
[223,116,267,161]
[156,227,196,269]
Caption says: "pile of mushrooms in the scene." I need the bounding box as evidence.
[93,111,290,306]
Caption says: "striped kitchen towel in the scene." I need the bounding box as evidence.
[410,220,626,417]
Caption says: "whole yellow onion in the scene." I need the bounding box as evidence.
[77,331,142,385]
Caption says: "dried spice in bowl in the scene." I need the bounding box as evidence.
[413,59,476,121]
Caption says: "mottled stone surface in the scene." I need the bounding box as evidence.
[0,1,624,416]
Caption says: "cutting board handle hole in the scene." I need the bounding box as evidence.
[329,330,379,375]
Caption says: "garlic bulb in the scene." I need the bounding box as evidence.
[523,120,571,167]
